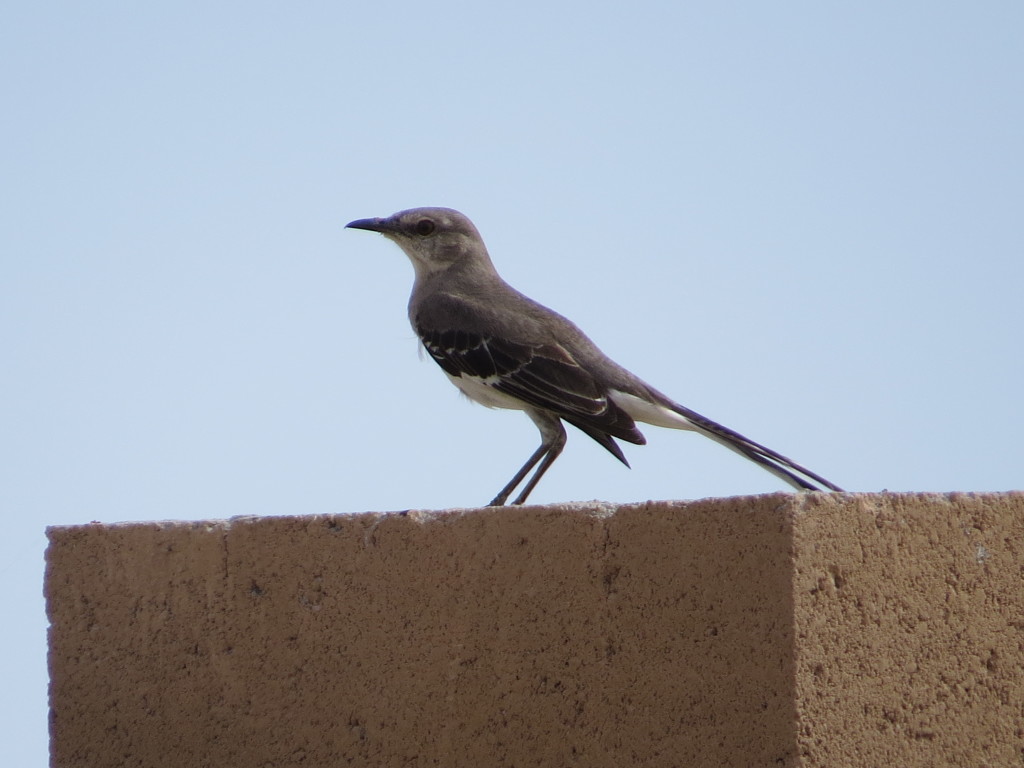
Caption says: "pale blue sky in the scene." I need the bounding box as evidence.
[3,2,1023,763]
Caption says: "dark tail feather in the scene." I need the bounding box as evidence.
[670,402,844,492]
[563,416,643,468]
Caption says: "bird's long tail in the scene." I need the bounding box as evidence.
[610,386,843,492]
[672,400,843,491]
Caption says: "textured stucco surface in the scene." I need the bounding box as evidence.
[46,492,1024,767]
[792,493,1024,765]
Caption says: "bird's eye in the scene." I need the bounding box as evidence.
[415,219,436,236]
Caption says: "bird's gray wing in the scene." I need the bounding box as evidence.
[416,324,646,459]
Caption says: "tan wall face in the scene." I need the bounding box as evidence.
[793,492,1024,765]
[46,492,1023,767]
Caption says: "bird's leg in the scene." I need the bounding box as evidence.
[510,434,565,505]
[488,443,549,506]
[488,413,567,506]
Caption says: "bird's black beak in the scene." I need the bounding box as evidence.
[346,217,387,232]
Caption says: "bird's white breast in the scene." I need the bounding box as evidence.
[446,372,527,411]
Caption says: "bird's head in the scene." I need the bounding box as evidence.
[346,207,490,279]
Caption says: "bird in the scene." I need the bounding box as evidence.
[346,207,843,506]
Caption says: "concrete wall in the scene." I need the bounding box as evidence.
[46,492,1024,767]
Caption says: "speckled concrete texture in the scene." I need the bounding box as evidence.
[792,492,1024,766]
[46,492,1024,767]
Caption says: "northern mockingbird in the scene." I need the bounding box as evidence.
[347,207,842,505]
